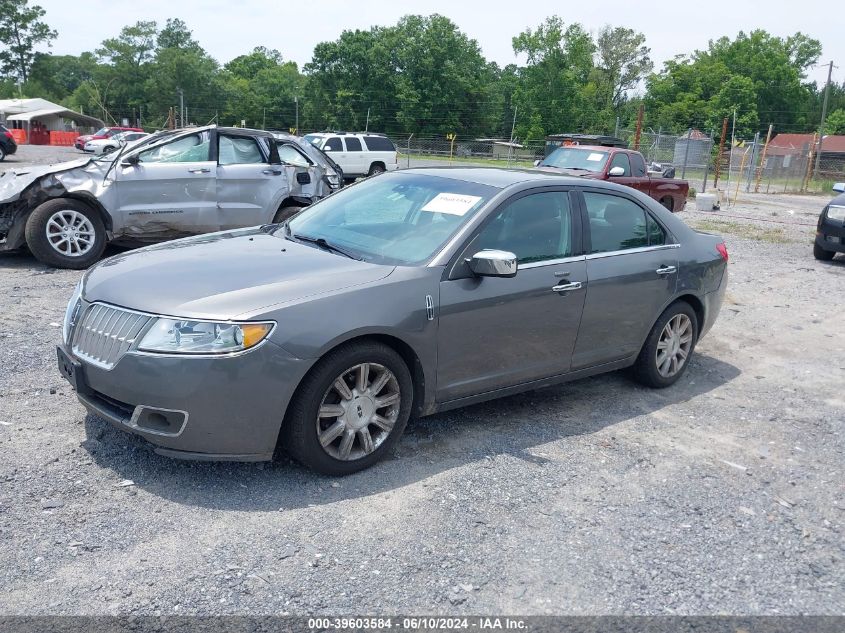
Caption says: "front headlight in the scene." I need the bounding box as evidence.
[138,318,274,354]
[62,280,83,344]
[826,205,845,223]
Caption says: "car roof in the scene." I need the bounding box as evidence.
[399,166,589,188]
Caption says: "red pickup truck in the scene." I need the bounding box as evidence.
[536,145,689,212]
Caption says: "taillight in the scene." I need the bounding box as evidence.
[716,242,729,262]
[4,130,12,139]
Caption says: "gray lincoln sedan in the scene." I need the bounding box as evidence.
[57,168,728,475]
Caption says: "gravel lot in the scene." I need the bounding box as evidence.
[0,145,843,616]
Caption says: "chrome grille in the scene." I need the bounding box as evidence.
[71,303,153,369]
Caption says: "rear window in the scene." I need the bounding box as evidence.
[362,136,395,152]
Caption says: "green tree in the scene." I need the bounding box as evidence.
[825,109,845,135]
[0,0,56,83]
[511,16,595,139]
[594,26,652,110]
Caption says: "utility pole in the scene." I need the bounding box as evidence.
[294,96,299,135]
[177,88,184,128]
[814,60,834,175]
[365,107,370,132]
[507,105,518,168]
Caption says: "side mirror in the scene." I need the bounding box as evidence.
[608,166,625,177]
[468,250,518,278]
[121,154,139,167]
[833,183,845,193]
[533,159,541,167]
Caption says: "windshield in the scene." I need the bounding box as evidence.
[93,127,109,136]
[541,147,609,172]
[304,134,322,147]
[284,172,498,265]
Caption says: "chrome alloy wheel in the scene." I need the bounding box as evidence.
[316,362,401,461]
[45,210,96,257]
[655,313,693,378]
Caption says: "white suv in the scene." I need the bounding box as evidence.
[304,132,398,181]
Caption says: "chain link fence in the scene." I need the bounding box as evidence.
[385,129,842,197]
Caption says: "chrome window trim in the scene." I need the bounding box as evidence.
[520,255,586,270]
[586,243,680,261]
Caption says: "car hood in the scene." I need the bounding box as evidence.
[82,228,396,320]
[535,165,602,178]
[0,158,102,202]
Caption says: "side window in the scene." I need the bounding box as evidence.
[324,137,343,152]
[363,136,396,151]
[136,132,210,163]
[475,192,572,264]
[218,135,265,165]
[277,143,311,167]
[647,213,666,246]
[630,153,647,177]
[584,192,648,253]
[609,152,631,176]
[344,137,362,151]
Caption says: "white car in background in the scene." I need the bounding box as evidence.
[304,132,398,182]
[83,131,150,155]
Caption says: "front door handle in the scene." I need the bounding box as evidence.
[655,265,677,275]
[551,281,583,293]
[188,167,210,174]
[262,169,282,175]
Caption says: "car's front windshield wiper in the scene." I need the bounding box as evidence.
[288,231,361,260]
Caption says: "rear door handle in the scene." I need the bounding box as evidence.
[262,169,282,175]
[656,265,677,275]
[551,281,583,292]
[188,168,210,174]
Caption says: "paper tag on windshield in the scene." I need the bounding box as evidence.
[421,193,482,216]
[586,153,604,162]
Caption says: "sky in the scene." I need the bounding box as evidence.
[35,0,841,89]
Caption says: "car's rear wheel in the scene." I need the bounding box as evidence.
[813,243,835,261]
[282,341,413,475]
[633,301,698,388]
[368,163,386,177]
[660,196,674,212]
[25,199,107,269]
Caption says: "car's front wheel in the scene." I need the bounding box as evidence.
[633,301,699,388]
[24,199,107,269]
[0,145,6,162]
[282,341,413,475]
[813,243,835,261]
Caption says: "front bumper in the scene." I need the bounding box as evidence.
[816,224,845,253]
[57,340,312,461]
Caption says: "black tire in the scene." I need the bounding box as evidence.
[633,300,699,388]
[367,163,386,177]
[102,145,115,154]
[813,243,835,261]
[0,145,6,161]
[660,196,674,212]
[343,177,357,185]
[282,341,414,476]
[273,205,305,223]
[24,198,107,269]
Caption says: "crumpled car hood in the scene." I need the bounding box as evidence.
[0,158,104,202]
[82,227,395,320]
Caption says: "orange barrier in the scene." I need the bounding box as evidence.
[48,131,78,146]
[9,129,27,144]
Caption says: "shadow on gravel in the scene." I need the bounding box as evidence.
[0,245,129,270]
[80,352,740,511]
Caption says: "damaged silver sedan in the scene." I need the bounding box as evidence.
[0,125,342,269]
